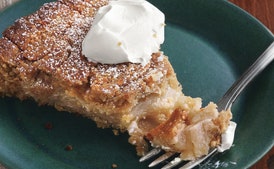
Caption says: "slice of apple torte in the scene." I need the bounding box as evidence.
[0,0,234,160]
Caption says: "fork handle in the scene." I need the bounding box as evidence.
[217,41,274,111]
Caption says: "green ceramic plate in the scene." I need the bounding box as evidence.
[0,0,273,169]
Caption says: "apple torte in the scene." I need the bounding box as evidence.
[0,0,232,160]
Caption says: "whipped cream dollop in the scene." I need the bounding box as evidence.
[218,121,237,152]
[82,0,165,66]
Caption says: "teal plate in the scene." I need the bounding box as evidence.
[0,0,273,169]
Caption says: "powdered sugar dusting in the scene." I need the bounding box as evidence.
[2,0,169,100]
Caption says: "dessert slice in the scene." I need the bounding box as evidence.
[0,0,232,160]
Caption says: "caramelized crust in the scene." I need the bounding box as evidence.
[0,0,176,129]
[0,0,232,160]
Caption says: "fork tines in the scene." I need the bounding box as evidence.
[140,148,218,169]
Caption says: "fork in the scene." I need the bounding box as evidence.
[139,41,274,169]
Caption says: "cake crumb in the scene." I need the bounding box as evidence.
[112,129,119,136]
[111,163,118,168]
[65,144,73,151]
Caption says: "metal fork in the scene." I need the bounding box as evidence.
[139,41,274,169]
